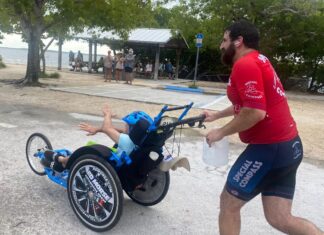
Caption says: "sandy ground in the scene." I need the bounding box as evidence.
[0,64,324,162]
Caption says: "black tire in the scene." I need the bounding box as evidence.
[125,168,170,206]
[26,133,53,176]
[67,154,123,232]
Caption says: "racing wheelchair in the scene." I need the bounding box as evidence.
[25,102,205,232]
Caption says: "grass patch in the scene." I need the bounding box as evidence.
[188,83,199,89]
[0,61,6,68]
[39,72,60,79]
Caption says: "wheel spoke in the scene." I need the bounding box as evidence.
[92,202,100,222]
[73,186,87,193]
[77,195,87,202]
[86,198,90,214]
[75,171,87,188]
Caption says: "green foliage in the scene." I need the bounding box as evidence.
[0,0,156,85]
[0,61,6,68]
[152,0,324,92]
[39,72,60,79]
[188,83,199,89]
[0,54,5,68]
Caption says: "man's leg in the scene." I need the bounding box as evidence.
[129,72,133,85]
[104,67,108,81]
[262,196,323,235]
[219,188,246,235]
[125,73,129,84]
[108,68,112,82]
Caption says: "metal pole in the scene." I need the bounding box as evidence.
[193,46,200,86]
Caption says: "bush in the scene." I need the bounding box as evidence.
[0,55,5,68]
[0,61,6,68]
[188,83,199,89]
[39,72,60,79]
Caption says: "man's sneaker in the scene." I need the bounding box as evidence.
[40,150,55,168]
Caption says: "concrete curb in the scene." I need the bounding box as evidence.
[165,85,204,93]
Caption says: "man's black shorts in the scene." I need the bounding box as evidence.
[125,67,133,73]
[226,135,303,201]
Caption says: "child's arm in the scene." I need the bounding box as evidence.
[79,122,102,136]
[114,123,128,133]
[101,105,121,143]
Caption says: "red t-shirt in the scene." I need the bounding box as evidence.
[227,51,298,144]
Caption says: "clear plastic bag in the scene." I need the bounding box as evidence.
[202,137,229,167]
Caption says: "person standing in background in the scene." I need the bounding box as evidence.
[165,60,174,80]
[69,51,74,65]
[124,48,135,85]
[145,61,153,79]
[104,50,114,82]
[115,53,124,83]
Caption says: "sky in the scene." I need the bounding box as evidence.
[0,33,110,55]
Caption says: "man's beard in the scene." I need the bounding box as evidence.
[221,43,236,66]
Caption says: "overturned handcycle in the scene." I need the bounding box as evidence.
[26,102,205,232]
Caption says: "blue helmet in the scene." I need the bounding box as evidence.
[122,111,153,126]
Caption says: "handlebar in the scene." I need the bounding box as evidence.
[164,104,192,112]
[160,114,206,130]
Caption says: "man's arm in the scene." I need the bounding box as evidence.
[206,107,266,145]
[203,105,234,122]
[221,107,266,136]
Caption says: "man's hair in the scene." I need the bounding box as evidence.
[226,20,260,50]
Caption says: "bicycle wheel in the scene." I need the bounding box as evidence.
[26,133,53,176]
[67,154,123,232]
[125,168,170,206]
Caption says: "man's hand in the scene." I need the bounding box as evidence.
[202,110,220,122]
[206,128,225,146]
[79,122,99,136]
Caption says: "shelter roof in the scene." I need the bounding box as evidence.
[74,28,189,49]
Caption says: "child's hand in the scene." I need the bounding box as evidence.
[102,104,117,118]
[79,122,98,136]
[102,104,111,116]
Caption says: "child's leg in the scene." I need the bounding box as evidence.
[57,156,69,168]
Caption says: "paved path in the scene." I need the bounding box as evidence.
[1,104,323,234]
[52,83,231,110]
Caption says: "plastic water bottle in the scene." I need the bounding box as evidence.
[202,137,229,167]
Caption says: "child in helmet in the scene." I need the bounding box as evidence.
[41,104,151,172]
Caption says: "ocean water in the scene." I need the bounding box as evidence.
[0,47,104,69]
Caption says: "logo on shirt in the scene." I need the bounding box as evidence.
[272,70,286,97]
[228,77,231,87]
[244,81,263,99]
[258,54,268,63]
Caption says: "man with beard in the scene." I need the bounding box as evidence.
[202,20,323,235]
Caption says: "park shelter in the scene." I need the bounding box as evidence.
[60,28,189,80]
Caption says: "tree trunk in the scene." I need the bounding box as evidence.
[40,43,46,73]
[24,28,42,85]
[58,37,63,70]
[40,38,55,73]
